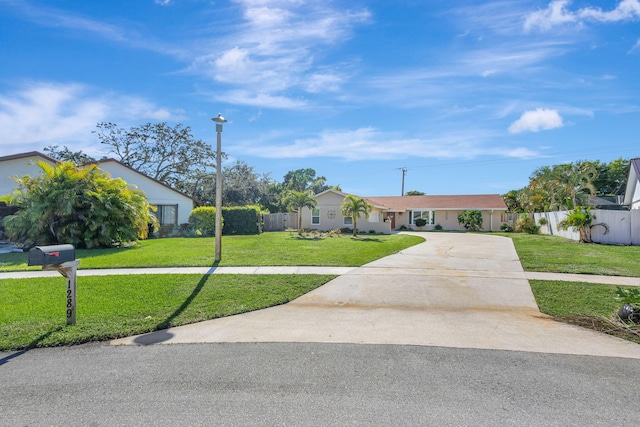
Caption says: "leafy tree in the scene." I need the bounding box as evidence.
[594,158,630,196]
[94,122,220,193]
[262,168,339,213]
[1,161,157,248]
[283,168,331,194]
[43,145,97,164]
[222,160,272,207]
[341,195,372,237]
[457,210,483,231]
[405,190,425,196]
[283,191,317,235]
[559,206,609,243]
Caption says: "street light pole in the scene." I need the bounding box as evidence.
[212,113,227,262]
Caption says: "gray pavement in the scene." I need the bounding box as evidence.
[108,233,640,359]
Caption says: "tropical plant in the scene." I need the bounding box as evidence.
[283,190,317,235]
[515,213,539,234]
[1,161,157,248]
[341,195,373,237]
[559,206,609,243]
[457,210,483,231]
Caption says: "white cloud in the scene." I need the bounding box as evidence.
[188,0,371,108]
[524,0,577,32]
[524,0,640,32]
[508,108,564,134]
[230,127,542,161]
[0,82,183,151]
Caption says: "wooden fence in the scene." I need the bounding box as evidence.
[262,212,298,232]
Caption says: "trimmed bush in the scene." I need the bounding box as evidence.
[222,206,261,235]
[189,206,217,236]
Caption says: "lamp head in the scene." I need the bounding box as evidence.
[211,113,227,123]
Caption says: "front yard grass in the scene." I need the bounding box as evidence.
[502,232,640,344]
[529,280,640,344]
[0,232,425,272]
[0,274,336,351]
[504,233,640,277]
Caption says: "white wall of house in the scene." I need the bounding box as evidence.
[398,210,505,231]
[96,161,194,225]
[0,154,57,197]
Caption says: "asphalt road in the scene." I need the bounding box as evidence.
[2,342,639,426]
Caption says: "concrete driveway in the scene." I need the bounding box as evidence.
[112,233,640,359]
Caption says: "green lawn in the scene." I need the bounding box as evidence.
[529,280,640,344]
[0,232,424,351]
[502,232,640,343]
[0,274,335,351]
[0,232,424,271]
[504,233,640,277]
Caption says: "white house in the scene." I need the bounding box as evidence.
[301,189,508,233]
[0,151,195,225]
[623,158,640,210]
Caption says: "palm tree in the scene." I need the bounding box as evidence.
[284,190,317,235]
[341,195,372,237]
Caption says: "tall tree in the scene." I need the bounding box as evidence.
[283,168,330,194]
[222,160,272,206]
[94,122,219,190]
[283,190,317,235]
[341,195,372,237]
[43,145,96,164]
[594,158,630,196]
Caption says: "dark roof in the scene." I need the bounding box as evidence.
[0,151,59,164]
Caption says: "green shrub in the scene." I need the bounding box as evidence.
[414,218,427,228]
[189,206,217,236]
[434,224,443,231]
[222,206,261,235]
[500,223,514,232]
[515,213,539,234]
[340,227,353,234]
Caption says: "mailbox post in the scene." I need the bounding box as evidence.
[28,244,80,325]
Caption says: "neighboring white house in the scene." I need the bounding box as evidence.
[91,159,195,225]
[0,151,195,225]
[623,158,640,210]
[0,151,58,197]
[301,189,508,233]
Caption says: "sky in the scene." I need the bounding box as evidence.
[1,0,639,197]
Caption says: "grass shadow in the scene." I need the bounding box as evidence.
[0,326,64,366]
[133,264,218,345]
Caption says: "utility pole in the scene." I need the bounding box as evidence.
[398,167,407,196]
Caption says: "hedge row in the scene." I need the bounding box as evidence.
[188,206,261,236]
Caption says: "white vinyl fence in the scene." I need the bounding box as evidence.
[533,210,640,245]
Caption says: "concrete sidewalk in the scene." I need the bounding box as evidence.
[0,266,355,279]
[111,233,640,359]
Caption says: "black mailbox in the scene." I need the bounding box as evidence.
[28,244,76,266]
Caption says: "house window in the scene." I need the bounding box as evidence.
[411,210,434,225]
[369,211,379,223]
[311,208,320,225]
[343,216,353,225]
[155,204,178,225]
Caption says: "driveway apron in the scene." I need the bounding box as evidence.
[112,233,640,358]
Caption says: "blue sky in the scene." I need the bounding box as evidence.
[1,0,639,197]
